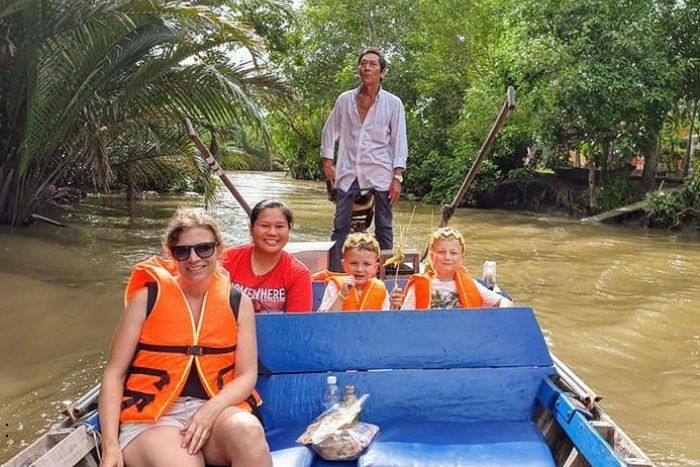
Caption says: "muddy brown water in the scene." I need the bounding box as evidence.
[1,171,699,465]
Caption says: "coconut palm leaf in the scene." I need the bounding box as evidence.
[1,0,289,225]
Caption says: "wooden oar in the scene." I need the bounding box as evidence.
[419,87,516,261]
[438,86,516,229]
[183,118,252,216]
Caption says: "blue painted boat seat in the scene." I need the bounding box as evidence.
[265,426,314,467]
[358,421,555,467]
[256,309,557,466]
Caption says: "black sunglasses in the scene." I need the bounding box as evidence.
[170,242,219,261]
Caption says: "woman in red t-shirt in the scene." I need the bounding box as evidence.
[222,199,312,313]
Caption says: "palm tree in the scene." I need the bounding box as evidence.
[0,0,290,226]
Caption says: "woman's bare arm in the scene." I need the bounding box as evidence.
[98,289,147,458]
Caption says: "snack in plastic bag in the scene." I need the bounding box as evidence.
[297,394,379,460]
[312,422,379,461]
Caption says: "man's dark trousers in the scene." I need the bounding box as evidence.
[329,179,393,271]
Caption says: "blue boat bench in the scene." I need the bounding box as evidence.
[256,307,558,467]
[81,284,621,466]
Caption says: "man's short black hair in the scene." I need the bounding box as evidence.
[358,48,387,71]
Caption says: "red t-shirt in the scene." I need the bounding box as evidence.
[221,244,312,314]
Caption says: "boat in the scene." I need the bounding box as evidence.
[4,90,655,466]
[3,273,653,467]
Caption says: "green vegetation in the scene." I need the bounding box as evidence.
[261,0,699,225]
[644,176,700,229]
[0,0,290,226]
[2,0,699,230]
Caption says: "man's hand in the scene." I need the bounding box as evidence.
[388,179,402,206]
[322,159,336,186]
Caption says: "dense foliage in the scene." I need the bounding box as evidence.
[261,0,699,220]
[644,175,700,229]
[2,0,699,228]
[0,0,289,225]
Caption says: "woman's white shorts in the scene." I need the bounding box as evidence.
[118,397,206,450]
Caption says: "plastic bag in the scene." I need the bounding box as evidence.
[312,422,379,461]
[297,394,380,461]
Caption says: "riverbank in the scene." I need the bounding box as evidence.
[474,173,588,216]
[471,172,700,232]
[35,171,700,233]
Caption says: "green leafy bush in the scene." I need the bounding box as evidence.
[507,168,535,182]
[644,191,687,229]
[644,175,700,229]
[596,174,644,212]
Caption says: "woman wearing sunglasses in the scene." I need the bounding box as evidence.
[98,209,271,467]
[222,199,312,313]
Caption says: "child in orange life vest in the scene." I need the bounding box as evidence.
[389,227,513,310]
[317,232,390,311]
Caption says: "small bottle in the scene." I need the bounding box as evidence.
[342,384,358,407]
[482,261,497,290]
[322,376,341,410]
[342,384,359,423]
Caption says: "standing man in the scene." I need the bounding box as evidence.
[321,48,408,271]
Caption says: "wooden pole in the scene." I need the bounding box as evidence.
[419,87,516,261]
[438,86,517,228]
[183,118,252,216]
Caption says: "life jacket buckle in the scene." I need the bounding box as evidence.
[187,345,204,356]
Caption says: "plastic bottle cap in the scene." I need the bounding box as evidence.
[327,375,337,384]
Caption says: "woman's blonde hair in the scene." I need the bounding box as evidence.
[342,232,381,257]
[163,208,224,251]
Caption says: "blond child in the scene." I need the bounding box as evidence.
[389,227,512,310]
[317,233,390,311]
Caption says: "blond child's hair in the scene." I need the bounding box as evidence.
[425,227,466,273]
[342,232,381,257]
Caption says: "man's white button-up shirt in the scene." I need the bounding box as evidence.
[321,87,408,192]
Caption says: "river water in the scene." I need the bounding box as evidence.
[1,171,698,465]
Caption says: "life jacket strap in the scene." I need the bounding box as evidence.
[136,342,236,355]
[127,366,171,390]
[246,393,261,410]
[216,363,236,390]
[121,389,155,412]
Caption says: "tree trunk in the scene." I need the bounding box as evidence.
[126,164,137,215]
[601,140,610,185]
[642,132,661,190]
[366,0,376,44]
[683,99,698,177]
[588,150,597,212]
[210,132,220,159]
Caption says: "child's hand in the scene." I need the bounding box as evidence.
[341,276,354,296]
[389,286,403,310]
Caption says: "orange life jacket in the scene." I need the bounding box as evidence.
[312,269,337,282]
[120,256,260,423]
[403,265,483,309]
[315,271,387,311]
